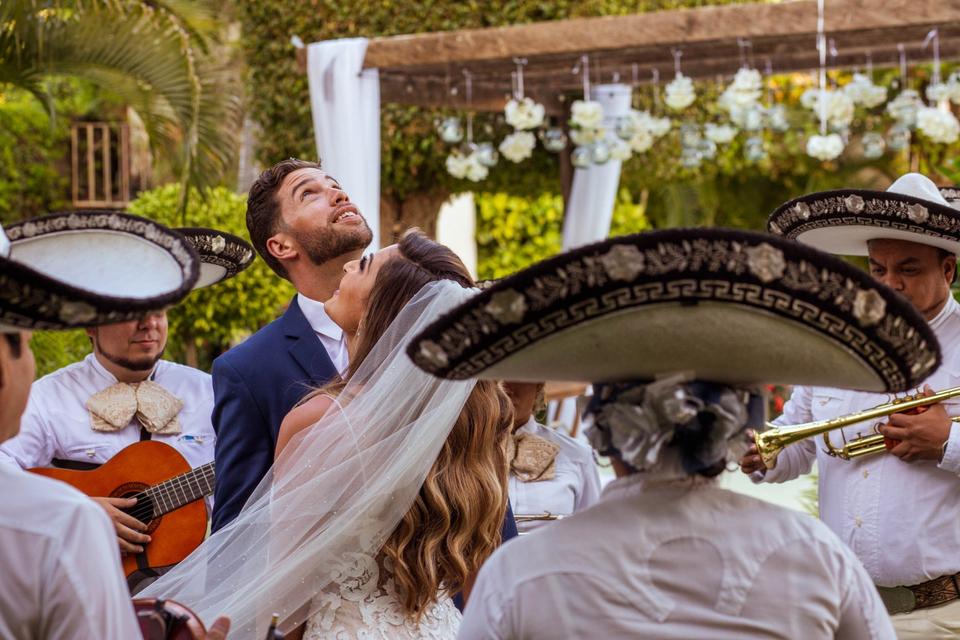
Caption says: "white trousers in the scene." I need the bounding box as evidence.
[892,598,960,639]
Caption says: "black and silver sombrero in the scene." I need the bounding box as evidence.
[768,173,960,255]
[408,227,939,393]
[941,186,960,209]
[176,228,255,288]
[1,210,199,330]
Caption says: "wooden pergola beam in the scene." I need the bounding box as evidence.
[363,0,960,70]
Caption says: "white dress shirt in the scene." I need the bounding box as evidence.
[460,476,894,639]
[0,354,215,473]
[509,418,601,533]
[298,293,349,375]
[0,464,141,639]
[756,295,960,587]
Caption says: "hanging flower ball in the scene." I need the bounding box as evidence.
[843,74,888,108]
[805,90,855,130]
[705,123,738,144]
[698,137,718,160]
[926,83,952,104]
[437,117,464,144]
[719,68,763,112]
[614,116,637,140]
[464,155,489,182]
[886,124,911,151]
[763,105,790,132]
[539,127,568,153]
[474,142,499,167]
[917,107,960,144]
[664,73,696,110]
[591,141,612,165]
[570,100,605,129]
[498,131,536,163]
[504,97,546,131]
[629,127,655,153]
[571,146,592,168]
[948,72,960,105]
[680,146,702,169]
[445,152,470,179]
[745,136,768,163]
[861,132,886,159]
[609,139,632,161]
[569,126,606,147]
[886,90,923,128]
[806,133,845,161]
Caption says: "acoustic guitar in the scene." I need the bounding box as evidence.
[30,440,214,581]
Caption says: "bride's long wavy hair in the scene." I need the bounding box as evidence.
[325,229,512,618]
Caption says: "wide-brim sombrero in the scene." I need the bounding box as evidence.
[1,210,199,330]
[176,227,254,288]
[408,227,939,393]
[941,186,960,209]
[768,173,960,256]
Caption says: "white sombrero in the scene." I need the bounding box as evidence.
[0,211,199,330]
[408,228,939,394]
[176,228,255,288]
[768,173,960,256]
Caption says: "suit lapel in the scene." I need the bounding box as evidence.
[281,296,335,380]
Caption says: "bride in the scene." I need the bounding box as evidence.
[142,231,513,638]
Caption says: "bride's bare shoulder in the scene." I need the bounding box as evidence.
[276,393,336,459]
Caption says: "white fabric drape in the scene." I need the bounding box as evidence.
[561,83,633,251]
[306,38,381,250]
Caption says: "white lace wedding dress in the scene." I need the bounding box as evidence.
[302,552,461,639]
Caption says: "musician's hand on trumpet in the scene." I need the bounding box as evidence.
[738,429,767,475]
[878,385,952,463]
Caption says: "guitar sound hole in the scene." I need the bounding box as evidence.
[114,483,161,534]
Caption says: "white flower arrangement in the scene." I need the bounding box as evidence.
[629,127,654,153]
[498,131,536,163]
[887,90,923,127]
[949,72,960,105]
[664,74,696,110]
[705,123,738,144]
[609,139,632,161]
[570,100,604,129]
[806,133,845,161]
[917,107,960,144]
[842,73,888,108]
[926,83,952,104]
[719,68,763,112]
[504,97,546,131]
[445,151,488,182]
[803,90,855,129]
[569,126,607,147]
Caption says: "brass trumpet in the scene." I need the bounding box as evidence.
[755,386,960,469]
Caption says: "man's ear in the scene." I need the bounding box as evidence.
[945,255,957,284]
[266,232,297,264]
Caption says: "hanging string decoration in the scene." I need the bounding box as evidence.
[916,30,960,144]
[806,0,844,161]
[664,49,696,110]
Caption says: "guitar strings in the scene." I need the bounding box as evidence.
[124,468,215,522]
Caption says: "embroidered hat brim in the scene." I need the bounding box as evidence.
[408,228,939,394]
[176,227,255,288]
[1,211,199,330]
[941,186,960,209]
[768,189,960,256]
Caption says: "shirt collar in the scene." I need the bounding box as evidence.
[297,293,344,341]
[929,294,959,332]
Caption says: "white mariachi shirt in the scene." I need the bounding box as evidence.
[508,418,601,533]
[0,354,215,477]
[460,476,894,639]
[756,295,960,587]
[0,464,141,639]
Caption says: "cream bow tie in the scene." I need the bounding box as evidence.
[507,431,561,482]
[85,380,183,434]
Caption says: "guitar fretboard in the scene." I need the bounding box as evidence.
[136,463,215,519]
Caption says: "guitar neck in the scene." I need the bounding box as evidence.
[142,462,215,517]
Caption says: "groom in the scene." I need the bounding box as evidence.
[211,158,372,531]
[212,159,519,551]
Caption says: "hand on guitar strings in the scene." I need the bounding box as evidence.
[92,496,151,554]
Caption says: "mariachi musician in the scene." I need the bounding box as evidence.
[741,173,960,638]
[0,223,252,577]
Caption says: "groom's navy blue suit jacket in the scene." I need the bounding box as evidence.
[210,296,519,546]
[210,298,338,532]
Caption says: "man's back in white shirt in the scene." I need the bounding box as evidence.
[0,464,140,639]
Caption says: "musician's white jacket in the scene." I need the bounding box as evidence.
[755,295,960,587]
[0,353,215,476]
[509,417,601,534]
[0,463,141,638]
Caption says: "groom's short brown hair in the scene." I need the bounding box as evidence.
[246,158,321,280]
